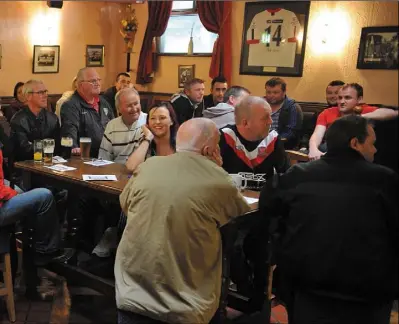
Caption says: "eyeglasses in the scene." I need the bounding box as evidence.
[28,90,48,96]
[80,79,102,85]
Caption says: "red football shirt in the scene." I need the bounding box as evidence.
[316,105,377,128]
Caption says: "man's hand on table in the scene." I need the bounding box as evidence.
[72,148,81,155]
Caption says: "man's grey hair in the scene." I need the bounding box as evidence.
[176,118,217,153]
[23,80,44,97]
[115,87,140,112]
[223,86,250,103]
[235,96,271,124]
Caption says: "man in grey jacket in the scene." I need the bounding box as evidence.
[203,86,250,129]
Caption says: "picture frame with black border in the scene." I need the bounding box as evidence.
[356,26,398,70]
[86,45,105,67]
[32,45,60,74]
[239,1,310,77]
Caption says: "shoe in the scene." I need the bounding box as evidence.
[92,227,118,258]
[35,248,75,266]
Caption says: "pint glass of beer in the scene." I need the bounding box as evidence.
[33,140,43,163]
[61,137,73,160]
[43,138,55,165]
[80,137,91,160]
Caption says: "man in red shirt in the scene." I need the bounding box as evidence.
[309,83,398,160]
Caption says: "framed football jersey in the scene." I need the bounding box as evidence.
[240,1,310,77]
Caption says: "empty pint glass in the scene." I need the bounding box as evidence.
[43,138,55,165]
[33,140,43,163]
[80,137,91,160]
[61,137,73,160]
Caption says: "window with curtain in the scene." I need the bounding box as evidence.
[158,1,218,55]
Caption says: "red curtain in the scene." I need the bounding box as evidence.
[136,1,173,85]
[197,1,232,83]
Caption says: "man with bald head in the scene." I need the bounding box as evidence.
[219,96,289,190]
[115,118,250,324]
[61,67,113,158]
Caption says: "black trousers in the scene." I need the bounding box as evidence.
[289,291,393,324]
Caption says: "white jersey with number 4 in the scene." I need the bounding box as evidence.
[246,8,300,68]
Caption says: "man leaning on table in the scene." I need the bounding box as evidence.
[219,96,290,190]
[115,118,250,324]
[60,67,114,158]
[309,82,398,161]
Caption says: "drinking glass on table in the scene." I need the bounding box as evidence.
[61,137,73,160]
[33,140,43,163]
[80,137,92,160]
[43,138,55,165]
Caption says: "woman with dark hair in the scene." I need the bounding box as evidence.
[125,102,179,172]
[3,82,26,122]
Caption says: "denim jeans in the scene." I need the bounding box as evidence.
[0,188,60,254]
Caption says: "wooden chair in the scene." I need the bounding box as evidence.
[286,150,309,166]
[0,228,16,323]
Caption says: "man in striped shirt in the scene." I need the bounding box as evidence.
[99,88,147,164]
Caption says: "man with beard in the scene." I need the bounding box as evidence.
[171,78,205,125]
[203,76,228,109]
[264,77,302,149]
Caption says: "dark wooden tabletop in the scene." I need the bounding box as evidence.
[14,158,131,196]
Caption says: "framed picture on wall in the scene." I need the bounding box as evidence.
[32,45,60,73]
[356,26,398,70]
[239,1,310,77]
[178,64,195,88]
[86,45,105,67]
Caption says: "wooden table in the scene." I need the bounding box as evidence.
[15,158,261,300]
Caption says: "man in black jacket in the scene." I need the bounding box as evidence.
[61,67,113,158]
[261,115,397,324]
[170,78,205,125]
[10,80,60,162]
[102,72,132,117]
[203,76,228,109]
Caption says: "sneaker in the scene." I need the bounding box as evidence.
[92,227,118,258]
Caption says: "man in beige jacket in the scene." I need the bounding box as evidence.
[115,118,250,324]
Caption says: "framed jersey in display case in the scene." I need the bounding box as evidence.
[240,1,310,77]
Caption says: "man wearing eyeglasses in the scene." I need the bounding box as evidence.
[60,67,114,158]
[10,79,61,162]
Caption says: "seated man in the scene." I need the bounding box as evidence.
[99,88,147,163]
[93,88,146,258]
[219,96,290,190]
[61,67,114,158]
[264,77,301,149]
[261,115,397,324]
[10,79,60,162]
[309,82,398,160]
[203,76,228,109]
[203,85,250,129]
[325,80,345,107]
[170,78,205,125]
[103,72,132,117]
[115,118,250,324]
[0,148,70,266]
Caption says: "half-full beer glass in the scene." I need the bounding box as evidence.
[61,137,73,160]
[80,137,91,160]
[43,138,55,165]
[33,140,43,163]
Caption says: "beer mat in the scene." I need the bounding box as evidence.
[82,174,117,181]
[83,159,114,166]
[243,196,258,204]
[52,156,67,163]
[45,164,77,172]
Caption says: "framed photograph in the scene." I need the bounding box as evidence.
[239,1,310,77]
[357,26,398,70]
[86,45,105,67]
[178,64,195,88]
[32,45,60,74]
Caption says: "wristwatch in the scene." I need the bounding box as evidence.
[142,136,152,145]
